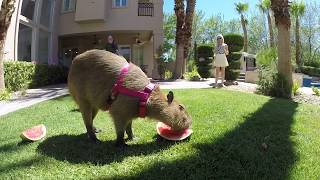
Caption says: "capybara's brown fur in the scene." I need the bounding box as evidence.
[68,49,192,146]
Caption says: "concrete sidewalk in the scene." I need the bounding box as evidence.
[0,79,315,117]
[0,84,68,116]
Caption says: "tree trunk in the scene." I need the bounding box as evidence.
[267,10,275,47]
[0,41,5,91]
[174,43,184,78]
[241,14,248,52]
[271,0,293,96]
[277,24,293,87]
[173,0,185,79]
[0,0,17,91]
[295,17,301,67]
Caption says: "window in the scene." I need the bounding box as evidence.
[21,0,36,20]
[119,45,131,61]
[40,0,53,27]
[62,0,76,12]
[113,0,128,8]
[18,24,32,61]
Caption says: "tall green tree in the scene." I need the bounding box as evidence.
[291,0,306,67]
[0,0,16,91]
[271,0,293,96]
[258,0,275,47]
[235,2,249,52]
[173,0,196,79]
[163,13,176,54]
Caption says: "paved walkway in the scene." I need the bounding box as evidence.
[0,79,315,117]
[0,84,68,116]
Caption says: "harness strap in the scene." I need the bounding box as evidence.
[110,63,156,118]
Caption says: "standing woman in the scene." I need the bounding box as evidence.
[105,35,120,55]
[213,34,229,87]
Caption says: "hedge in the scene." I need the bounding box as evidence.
[301,66,320,77]
[4,61,69,92]
[223,34,244,52]
[224,34,244,81]
[196,45,213,78]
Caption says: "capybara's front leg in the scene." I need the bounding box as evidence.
[126,121,134,140]
[79,102,99,143]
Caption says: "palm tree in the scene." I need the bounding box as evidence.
[271,0,293,95]
[173,0,196,79]
[235,2,249,52]
[258,0,275,47]
[290,0,305,68]
[0,0,16,91]
[183,0,196,75]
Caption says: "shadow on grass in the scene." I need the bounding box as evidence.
[37,134,176,165]
[118,98,298,179]
[0,156,43,174]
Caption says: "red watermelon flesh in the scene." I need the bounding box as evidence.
[20,124,46,141]
[156,122,192,141]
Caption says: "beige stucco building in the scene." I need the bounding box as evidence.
[2,0,164,78]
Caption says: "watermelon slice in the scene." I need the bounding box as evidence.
[156,122,192,141]
[20,124,46,141]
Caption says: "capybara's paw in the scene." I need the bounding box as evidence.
[87,134,100,144]
[115,140,128,148]
[125,136,139,142]
[93,127,102,133]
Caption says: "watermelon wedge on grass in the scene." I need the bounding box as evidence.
[20,124,47,141]
[156,122,193,141]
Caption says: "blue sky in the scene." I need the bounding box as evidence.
[163,0,320,20]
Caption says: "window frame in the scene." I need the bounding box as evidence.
[112,0,128,8]
[61,0,76,13]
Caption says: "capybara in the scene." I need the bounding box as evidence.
[68,49,192,146]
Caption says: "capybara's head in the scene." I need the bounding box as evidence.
[160,91,192,131]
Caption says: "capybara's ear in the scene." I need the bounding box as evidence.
[167,91,174,104]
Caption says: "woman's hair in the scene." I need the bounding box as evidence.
[107,35,115,44]
[216,34,224,46]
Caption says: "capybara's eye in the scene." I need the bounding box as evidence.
[179,104,185,110]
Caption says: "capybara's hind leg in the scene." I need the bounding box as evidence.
[79,102,99,142]
[126,121,134,140]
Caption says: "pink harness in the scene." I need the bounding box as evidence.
[111,63,156,118]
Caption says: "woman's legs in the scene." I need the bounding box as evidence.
[221,67,226,85]
[215,67,220,86]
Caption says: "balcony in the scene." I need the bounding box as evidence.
[138,3,154,17]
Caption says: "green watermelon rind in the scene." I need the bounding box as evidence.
[20,124,47,141]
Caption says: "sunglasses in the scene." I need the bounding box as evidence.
[217,37,222,40]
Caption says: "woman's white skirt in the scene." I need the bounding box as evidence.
[214,54,229,67]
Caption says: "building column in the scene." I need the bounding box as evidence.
[152,30,163,79]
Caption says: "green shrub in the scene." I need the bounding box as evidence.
[312,86,320,96]
[292,81,300,96]
[301,66,320,77]
[0,89,11,101]
[4,61,69,92]
[165,70,173,80]
[225,69,241,81]
[195,45,213,78]
[257,66,291,98]
[304,59,320,68]
[224,34,244,81]
[256,47,277,67]
[184,66,200,81]
[223,34,244,52]
[155,45,168,80]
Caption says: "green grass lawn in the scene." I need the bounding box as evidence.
[0,89,319,179]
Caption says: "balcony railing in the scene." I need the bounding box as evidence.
[138,3,154,17]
